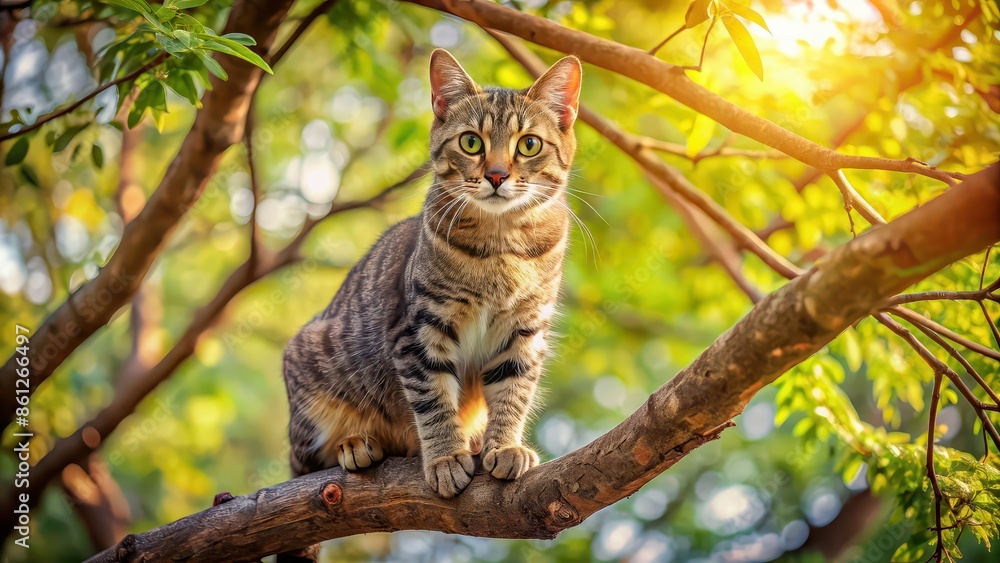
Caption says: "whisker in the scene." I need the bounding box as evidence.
[446,196,473,244]
[432,194,466,234]
[520,182,611,227]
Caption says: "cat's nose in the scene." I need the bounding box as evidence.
[485,169,510,189]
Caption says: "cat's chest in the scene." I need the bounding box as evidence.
[452,306,512,374]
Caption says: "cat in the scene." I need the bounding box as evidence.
[282,49,581,505]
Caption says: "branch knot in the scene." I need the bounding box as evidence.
[321,482,342,506]
[546,500,580,531]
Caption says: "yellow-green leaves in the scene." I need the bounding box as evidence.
[721,12,764,80]
[684,0,714,28]
[686,113,715,157]
[671,1,771,80]
[726,2,771,34]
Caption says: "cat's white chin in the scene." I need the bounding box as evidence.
[471,194,524,215]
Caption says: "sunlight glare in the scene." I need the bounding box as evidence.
[764,0,883,58]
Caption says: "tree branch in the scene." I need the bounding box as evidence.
[268,0,340,65]
[637,136,787,163]
[89,164,1000,562]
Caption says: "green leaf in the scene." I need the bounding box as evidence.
[174,29,193,47]
[130,81,168,128]
[173,0,209,9]
[726,2,771,34]
[140,11,172,34]
[4,136,29,166]
[154,5,177,22]
[165,72,200,107]
[197,52,228,80]
[53,123,89,153]
[721,13,764,80]
[156,33,189,55]
[101,0,151,14]
[685,0,714,28]
[149,81,168,112]
[197,35,272,74]
[686,113,714,157]
[20,165,40,187]
[127,81,164,128]
[220,33,256,46]
[173,13,207,35]
[128,101,146,129]
[92,143,104,168]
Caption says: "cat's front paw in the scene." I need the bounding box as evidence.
[424,451,475,498]
[482,444,539,480]
[336,435,384,471]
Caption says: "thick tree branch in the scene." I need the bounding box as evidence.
[90,165,1000,562]
[0,0,296,428]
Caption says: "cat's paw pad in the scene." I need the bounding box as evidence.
[482,444,539,480]
[425,451,475,498]
[336,436,384,471]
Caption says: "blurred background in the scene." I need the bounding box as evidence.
[0,0,998,561]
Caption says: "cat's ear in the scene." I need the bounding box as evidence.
[429,49,479,121]
[526,56,582,130]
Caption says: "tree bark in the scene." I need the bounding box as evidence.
[0,0,295,427]
[89,164,1000,562]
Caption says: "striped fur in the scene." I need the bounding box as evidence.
[282,49,581,501]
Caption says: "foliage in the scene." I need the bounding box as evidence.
[0,0,998,561]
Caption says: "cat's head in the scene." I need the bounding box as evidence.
[427,49,581,216]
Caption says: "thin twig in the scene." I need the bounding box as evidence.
[878,313,1000,453]
[637,137,787,163]
[906,316,1000,408]
[890,307,1000,362]
[888,289,997,306]
[926,367,947,563]
[648,23,685,56]
[679,16,718,73]
[0,52,169,143]
[269,0,340,65]
[978,247,1000,347]
[829,169,886,227]
[244,106,262,269]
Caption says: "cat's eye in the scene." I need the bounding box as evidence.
[459,133,484,154]
[517,135,542,157]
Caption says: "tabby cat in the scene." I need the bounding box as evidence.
[282,49,581,505]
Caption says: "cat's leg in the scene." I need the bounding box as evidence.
[396,353,474,497]
[480,333,545,480]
